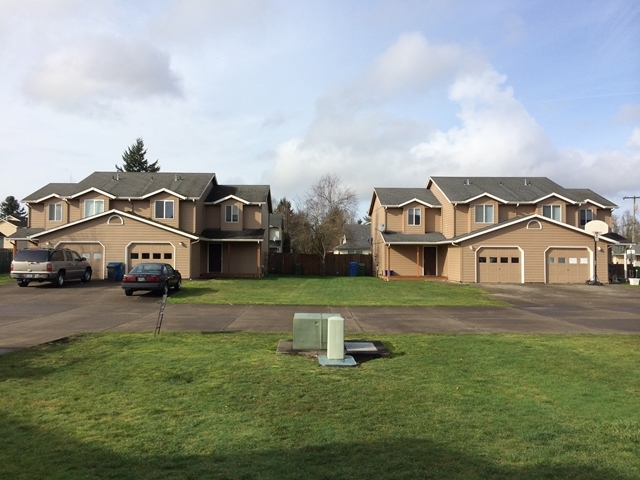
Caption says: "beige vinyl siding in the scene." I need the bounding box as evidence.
[28,204,45,228]
[597,209,611,226]
[221,200,243,231]
[437,245,447,278]
[459,219,606,283]
[498,205,518,222]
[388,245,420,276]
[67,199,81,223]
[454,204,470,236]
[244,205,262,229]
[386,208,403,232]
[429,184,454,238]
[566,205,578,227]
[111,200,131,212]
[227,243,261,275]
[404,202,425,234]
[446,246,461,282]
[36,215,193,278]
[516,205,536,217]
[179,201,196,233]
[460,245,477,283]
[204,205,221,229]
[425,208,441,233]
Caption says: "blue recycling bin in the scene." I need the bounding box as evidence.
[349,262,358,276]
[107,262,123,282]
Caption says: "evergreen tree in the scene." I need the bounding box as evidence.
[116,138,160,172]
[0,196,27,221]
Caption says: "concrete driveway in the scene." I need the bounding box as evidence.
[0,280,639,353]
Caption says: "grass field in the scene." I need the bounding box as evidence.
[1,332,639,479]
[173,275,505,306]
[0,272,12,285]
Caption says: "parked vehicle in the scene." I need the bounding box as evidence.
[121,263,182,296]
[10,248,92,287]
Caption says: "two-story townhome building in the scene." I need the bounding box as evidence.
[10,172,272,279]
[369,177,619,283]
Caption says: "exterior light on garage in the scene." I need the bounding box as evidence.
[179,242,185,247]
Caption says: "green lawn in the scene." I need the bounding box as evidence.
[1,333,639,479]
[0,273,12,285]
[175,275,505,306]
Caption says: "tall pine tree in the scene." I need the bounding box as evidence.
[0,196,27,221]
[116,138,160,172]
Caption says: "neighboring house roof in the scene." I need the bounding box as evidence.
[200,229,265,241]
[427,177,617,207]
[603,232,632,244]
[369,187,441,213]
[0,215,27,228]
[379,231,448,244]
[334,224,371,251]
[269,213,283,229]
[205,185,272,207]
[7,227,46,240]
[23,172,217,202]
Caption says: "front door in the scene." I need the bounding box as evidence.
[208,243,222,273]
[423,247,437,276]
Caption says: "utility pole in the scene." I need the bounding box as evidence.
[623,196,639,243]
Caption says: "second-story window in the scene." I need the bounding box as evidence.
[408,208,421,226]
[225,205,239,223]
[155,200,174,219]
[543,205,561,221]
[475,204,494,223]
[48,203,62,222]
[579,209,593,227]
[84,199,104,218]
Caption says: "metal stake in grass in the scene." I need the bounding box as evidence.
[155,293,168,336]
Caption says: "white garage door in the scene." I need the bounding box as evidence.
[128,243,175,272]
[477,248,522,283]
[59,242,105,280]
[547,248,590,283]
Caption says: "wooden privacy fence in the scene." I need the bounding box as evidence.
[0,249,13,273]
[268,253,373,276]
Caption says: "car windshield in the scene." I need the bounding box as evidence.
[130,264,163,274]
[14,250,50,262]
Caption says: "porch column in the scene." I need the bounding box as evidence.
[256,243,260,277]
[386,244,390,280]
[227,243,231,274]
[416,246,420,277]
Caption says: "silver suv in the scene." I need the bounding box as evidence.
[10,248,92,287]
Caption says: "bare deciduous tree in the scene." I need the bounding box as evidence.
[291,174,357,272]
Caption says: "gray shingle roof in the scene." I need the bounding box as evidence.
[380,231,447,244]
[269,214,283,229]
[334,224,371,250]
[7,227,45,239]
[373,188,441,207]
[205,185,271,205]
[23,172,216,202]
[428,177,616,207]
[200,229,265,241]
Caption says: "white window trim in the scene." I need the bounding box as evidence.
[154,200,175,220]
[475,204,494,224]
[48,203,62,222]
[225,205,239,223]
[542,204,562,222]
[408,207,421,226]
[84,199,105,218]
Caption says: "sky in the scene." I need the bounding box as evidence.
[1,0,639,219]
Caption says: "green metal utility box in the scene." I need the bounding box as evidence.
[292,313,333,350]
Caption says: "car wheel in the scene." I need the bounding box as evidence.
[125,289,133,296]
[18,280,29,287]
[81,268,92,284]
[162,282,169,296]
[54,271,65,287]
[174,279,182,291]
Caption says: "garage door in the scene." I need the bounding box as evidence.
[547,248,590,283]
[59,242,105,280]
[129,243,175,272]
[477,248,521,283]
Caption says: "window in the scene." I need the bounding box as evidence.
[542,205,561,221]
[142,253,150,259]
[130,253,139,259]
[558,257,566,264]
[155,200,174,219]
[548,257,555,264]
[84,199,104,218]
[225,205,239,223]
[500,257,509,263]
[489,257,497,263]
[579,209,593,227]
[475,205,494,223]
[511,257,520,264]
[153,253,161,259]
[478,257,487,263]
[408,208,421,226]
[164,253,172,259]
[48,203,62,222]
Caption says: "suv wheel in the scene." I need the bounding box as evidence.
[18,280,29,287]
[174,279,182,291]
[81,268,92,284]
[54,271,65,287]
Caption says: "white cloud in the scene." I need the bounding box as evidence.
[628,126,640,149]
[23,34,182,112]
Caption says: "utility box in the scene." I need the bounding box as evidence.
[292,313,332,350]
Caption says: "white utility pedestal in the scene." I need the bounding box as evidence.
[318,315,356,367]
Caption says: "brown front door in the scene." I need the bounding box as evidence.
[423,247,437,276]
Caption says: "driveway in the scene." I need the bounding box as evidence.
[0,280,639,353]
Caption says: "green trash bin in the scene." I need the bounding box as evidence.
[295,263,302,275]
[358,263,365,276]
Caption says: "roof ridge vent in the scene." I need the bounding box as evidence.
[524,179,530,186]
[175,174,181,181]
[464,178,470,185]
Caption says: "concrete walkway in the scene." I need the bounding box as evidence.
[1,281,639,354]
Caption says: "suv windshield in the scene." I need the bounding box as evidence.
[14,250,50,262]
